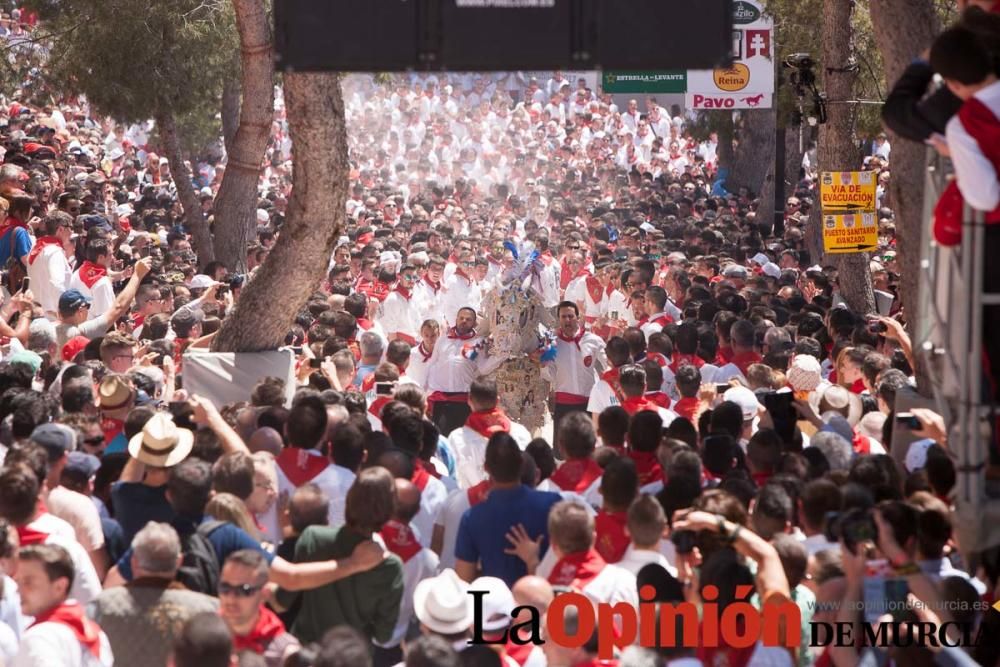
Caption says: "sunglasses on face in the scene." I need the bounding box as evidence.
[218,582,263,597]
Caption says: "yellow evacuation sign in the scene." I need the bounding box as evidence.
[822,213,878,254]
[820,171,877,212]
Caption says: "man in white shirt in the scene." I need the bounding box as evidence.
[12,544,113,667]
[617,495,678,578]
[439,250,481,328]
[542,501,637,607]
[541,301,606,437]
[27,211,74,318]
[374,479,440,660]
[426,307,484,436]
[412,255,446,328]
[69,238,115,320]
[448,378,531,489]
[378,264,421,345]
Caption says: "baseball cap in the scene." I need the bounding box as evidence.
[31,423,77,460]
[64,451,101,483]
[59,289,92,314]
[62,335,90,363]
[723,386,761,421]
[722,264,748,280]
[187,274,214,290]
[171,306,205,329]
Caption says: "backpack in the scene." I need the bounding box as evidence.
[176,520,225,595]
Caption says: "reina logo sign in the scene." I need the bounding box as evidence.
[713,63,751,91]
[733,0,762,24]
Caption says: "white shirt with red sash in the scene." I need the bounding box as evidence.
[17,513,102,606]
[543,328,605,406]
[563,270,591,305]
[587,366,625,415]
[410,461,448,548]
[536,458,604,508]
[640,312,673,340]
[268,449,355,539]
[374,519,440,649]
[12,601,113,667]
[426,328,483,395]
[545,548,637,607]
[579,277,611,321]
[378,287,419,345]
[407,341,435,388]
[440,269,482,327]
[69,261,114,320]
[26,236,72,317]
[448,407,532,489]
[435,480,491,569]
[412,276,444,327]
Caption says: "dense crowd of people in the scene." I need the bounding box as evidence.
[0,1,997,666]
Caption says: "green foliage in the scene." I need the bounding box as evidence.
[39,0,237,126]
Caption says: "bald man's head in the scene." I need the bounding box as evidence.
[248,427,283,456]
[393,478,421,524]
[289,483,330,535]
[512,575,554,614]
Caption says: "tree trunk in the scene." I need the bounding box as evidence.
[715,112,735,174]
[157,110,215,266]
[212,0,275,273]
[213,72,348,352]
[869,0,939,395]
[221,71,240,156]
[816,0,876,314]
[728,108,777,197]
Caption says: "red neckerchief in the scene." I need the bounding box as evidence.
[585,276,604,304]
[852,431,872,455]
[732,350,762,375]
[17,522,49,546]
[0,214,28,241]
[77,260,107,289]
[487,255,502,267]
[717,344,734,363]
[648,313,673,327]
[558,327,585,350]
[454,267,472,283]
[412,459,431,491]
[417,342,433,362]
[594,510,630,563]
[379,519,422,562]
[368,280,392,302]
[539,250,555,266]
[645,391,671,409]
[422,276,441,294]
[467,479,491,506]
[447,327,475,340]
[549,458,603,493]
[601,367,625,403]
[549,548,607,588]
[621,395,658,416]
[346,338,361,362]
[669,352,705,374]
[275,448,329,487]
[751,471,772,487]
[504,637,537,666]
[232,605,286,654]
[101,416,125,445]
[673,396,700,423]
[355,276,374,293]
[27,235,63,265]
[628,450,663,486]
[356,317,374,331]
[465,407,511,439]
[394,285,411,300]
[636,316,649,327]
[849,378,866,395]
[368,395,392,421]
[30,602,103,658]
[646,352,669,367]
[560,263,590,290]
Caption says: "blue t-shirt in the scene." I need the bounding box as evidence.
[111,481,174,544]
[454,485,562,587]
[0,227,31,263]
[116,514,274,580]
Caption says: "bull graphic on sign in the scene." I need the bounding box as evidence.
[741,94,764,107]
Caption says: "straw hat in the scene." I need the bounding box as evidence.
[128,412,194,467]
[98,375,134,411]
